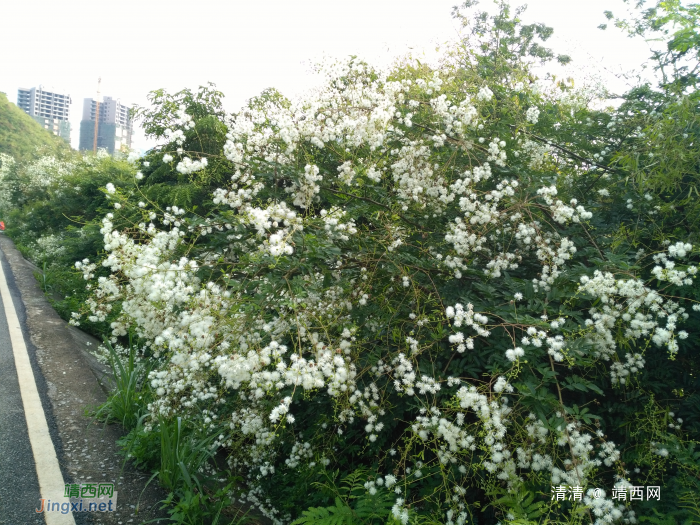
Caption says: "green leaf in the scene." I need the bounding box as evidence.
[290,498,355,525]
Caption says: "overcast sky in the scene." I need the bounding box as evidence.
[1,0,654,152]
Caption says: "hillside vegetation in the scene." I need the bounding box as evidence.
[0,91,69,161]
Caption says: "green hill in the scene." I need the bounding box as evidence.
[0,91,70,161]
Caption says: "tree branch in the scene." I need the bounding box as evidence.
[321,186,428,231]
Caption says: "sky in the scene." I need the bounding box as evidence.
[0,0,655,152]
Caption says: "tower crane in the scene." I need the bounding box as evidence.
[93,77,102,153]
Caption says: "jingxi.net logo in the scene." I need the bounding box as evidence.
[36,483,118,514]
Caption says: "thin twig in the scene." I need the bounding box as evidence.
[321,187,427,230]
[510,125,620,175]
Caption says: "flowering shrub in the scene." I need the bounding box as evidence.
[71,32,700,524]
[0,150,137,334]
[2,2,698,523]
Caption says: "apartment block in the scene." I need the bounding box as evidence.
[16,86,72,142]
[78,96,133,154]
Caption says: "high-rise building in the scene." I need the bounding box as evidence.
[16,86,72,142]
[78,96,133,154]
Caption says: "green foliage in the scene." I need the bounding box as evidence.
[75,2,700,522]
[453,0,571,82]
[133,82,227,140]
[159,486,250,525]
[0,149,138,336]
[490,486,548,523]
[291,499,357,525]
[638,507,697,525]
[605,0,700,92]
[292,470,396,525]
[158,417,213,492]
[118,420,162,472]
[94,339,153,429]
[132,83,235,211]
[154,417,247,525]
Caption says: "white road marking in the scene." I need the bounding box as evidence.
[0,257,76,525]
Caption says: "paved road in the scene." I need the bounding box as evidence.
[0,251,46,523]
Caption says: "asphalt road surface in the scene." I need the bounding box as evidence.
[0,248,46,523]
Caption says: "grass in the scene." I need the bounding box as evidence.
[94,338,152,429]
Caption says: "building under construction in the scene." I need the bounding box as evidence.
[78,96,133,154]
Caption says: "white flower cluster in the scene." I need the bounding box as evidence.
[284,440,313,468]
[320,207,357,241]
[583,489,627,525]
[455,385,518,483]
[391,143,454,209]
[429,91,478,141]
[33,233,66,261]
[162,106,195,147]
[505,347,525,362]
[549,420,613,489]
[525,106,540,124]
[288,164,322,208]
[579,268,690,357]
[484,137,508,166]
[176,156,208,174]
[651,242,697,286]
[537,186,592,224]
[610,353,645,385]
[518,138,551,169]
[74,258,96,280]
[391,498,410,525]
[446,303,489,352]
[476,86,493,101]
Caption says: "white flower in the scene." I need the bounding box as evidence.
[505,347,525,362]
[176,157,208,175]
[526,106,540,124]
[477,86,493,101]
[493,376,513,393]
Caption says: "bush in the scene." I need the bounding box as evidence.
[0,149,138,336]
[72,4,700,524]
